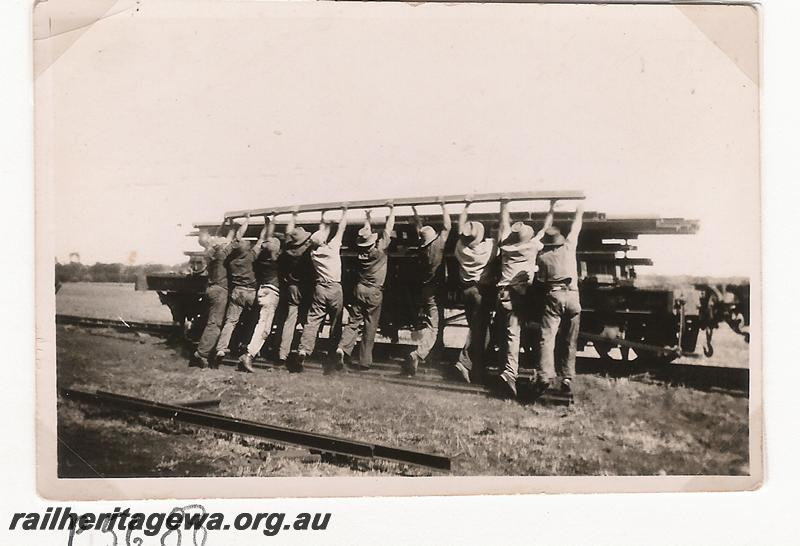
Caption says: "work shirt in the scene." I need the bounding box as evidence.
[536,234,579,290]
[498,239,543,287]
[227,246,258,289]
[311,238,342,284]
[455,238,498,285]
[417,234,447,286]
[206,242,234,289]
[357,231,392,288]
[279,238,314,286]
[254,237,281,288]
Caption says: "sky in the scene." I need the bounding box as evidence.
[35,0,760,276]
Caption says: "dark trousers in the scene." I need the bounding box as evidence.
[538,290,581,380]
[496,284,528,380]
[278,283,305,360]
[196,284,228,358]
[412,289,439,361]
[456,283,494,378]
[298,282,344,356]
[339,283,383,367]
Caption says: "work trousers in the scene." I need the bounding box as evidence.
[339,283,383,367]
[537,290,581,381]
[456,283,494,378]
[278,284,305,360]
[216,286,257,354]
[496,284,528,380]
[196,284,228,358]
[245,284,281,358]
[412,289,439,361]
[298,282,344,356]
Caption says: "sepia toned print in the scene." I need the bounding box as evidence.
[35,0,761,498]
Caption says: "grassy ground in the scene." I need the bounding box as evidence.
[57,326,749,477]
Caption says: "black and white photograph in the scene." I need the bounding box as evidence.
[34,0,761,498]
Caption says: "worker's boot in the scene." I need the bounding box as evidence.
[453,362,471,384]
[335,349,346,371]
[290,352,306,373]
[403,352,419,376]
[498,371,518,398]
[238,353,255,373]
[192,351,208,369]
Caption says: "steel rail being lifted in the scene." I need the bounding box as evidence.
[60,388,452,471]
[222,190,586,219]
[193,211,698,238]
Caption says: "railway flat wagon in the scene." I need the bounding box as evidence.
[146,191,703,365]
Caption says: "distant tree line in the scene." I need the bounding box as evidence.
[55,262,187,284]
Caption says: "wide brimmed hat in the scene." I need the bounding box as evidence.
[541,226,567,246]
[357,226,379,247]
[285,227,311,248]
[418,226,438,248]
[502,222,534,246]
[310,229,329,246]
[459,221,485,247]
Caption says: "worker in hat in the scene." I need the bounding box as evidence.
[216,213,272,371]
[336,202,396,370]
[276,209,315,365]
[452,197,499,383]
[404,202,452,375]
[535,201,584,395]
[495,199,555,398]
[294,206,349,374]
[192,217,239,369]
[239,213,282,373]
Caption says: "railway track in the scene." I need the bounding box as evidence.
[60,388,451,471]
[55,314,749,394]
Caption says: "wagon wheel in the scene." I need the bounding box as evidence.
[595,341,639,365]
[592,324,627,361]
[593,324,649,369]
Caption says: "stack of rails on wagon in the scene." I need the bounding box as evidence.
[146,191,704,405]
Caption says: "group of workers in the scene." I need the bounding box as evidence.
[193,197,584,399]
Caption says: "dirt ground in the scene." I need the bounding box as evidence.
[56,325,749,477]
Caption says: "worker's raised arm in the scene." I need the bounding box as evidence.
[441,202,452,236]
[364,209,372,231]
[534,200,557,242]
[499,199,511,242]
[458,197,472,230]
[332,206,348,245]
[567,201,585,243]
[223,217,236,244]
[214,218,227,238]
[264,213,276,240]
[286,206,298,233]
[384,200,396,238]
[235,213,250,240]
[252,214,272,253]
[411,205,423,234]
